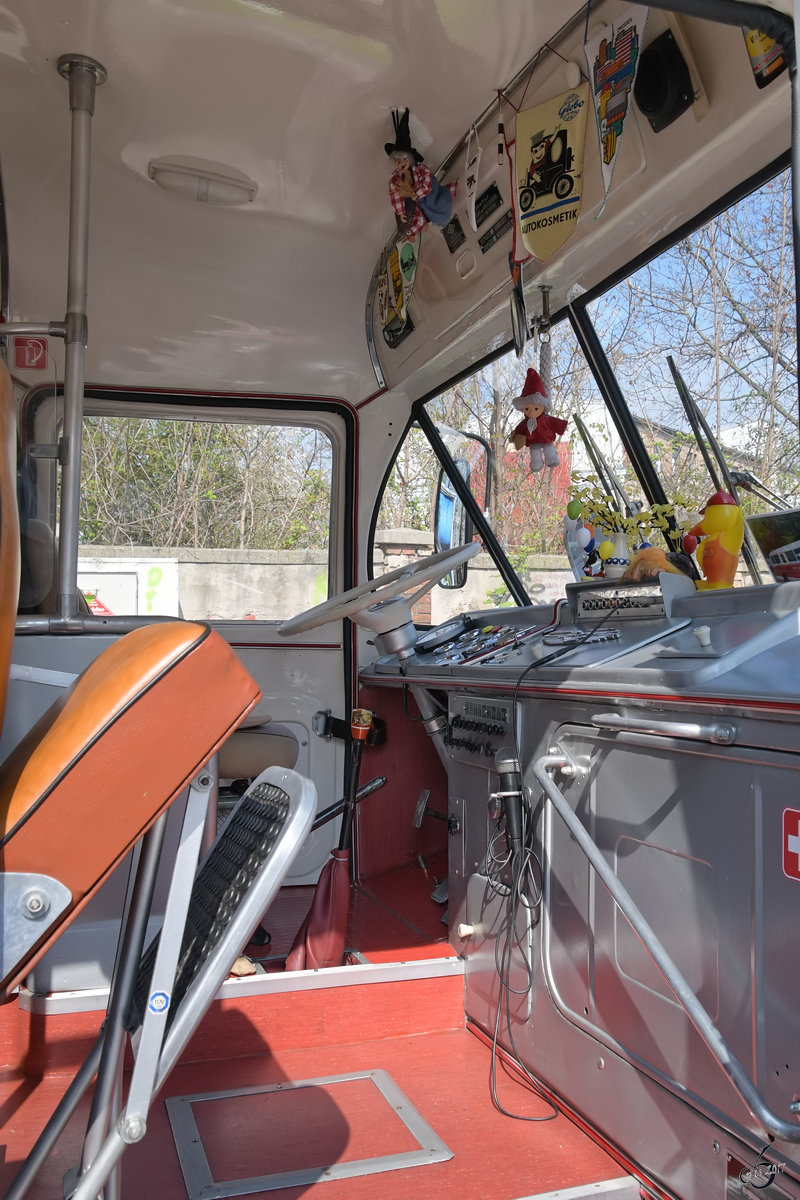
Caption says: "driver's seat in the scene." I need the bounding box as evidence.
[0,357,317,1199]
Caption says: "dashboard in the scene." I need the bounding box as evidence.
[363,575,800,705]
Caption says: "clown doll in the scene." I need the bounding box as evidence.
[509,367,568,472]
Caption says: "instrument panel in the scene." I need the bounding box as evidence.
[363,577,800,706]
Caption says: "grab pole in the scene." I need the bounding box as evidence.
[55,54,106,622]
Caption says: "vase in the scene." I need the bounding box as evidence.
[604,531,630,579]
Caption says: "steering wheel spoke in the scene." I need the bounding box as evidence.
[277,543,480,637]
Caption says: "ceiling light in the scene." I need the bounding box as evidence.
[147,157,257,207]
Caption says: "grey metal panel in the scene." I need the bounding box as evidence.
[539,722,800,1151]
[455,695,800,1198]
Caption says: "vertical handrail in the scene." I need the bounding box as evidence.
[54,55,106,621]
[534,749,800,1144]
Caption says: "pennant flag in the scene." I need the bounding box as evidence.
[378,236,420,348]
[515,83,589,262]
[584,5,648,212]
[464,125,483,232]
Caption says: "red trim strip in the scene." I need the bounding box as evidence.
[366,674,800,716]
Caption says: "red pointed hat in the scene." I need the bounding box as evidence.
[512,367,550,412]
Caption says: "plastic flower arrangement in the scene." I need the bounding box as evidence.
[569,480,689,548]
[565,477,693,578]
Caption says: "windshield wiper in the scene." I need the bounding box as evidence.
[666,356,763,585]
[728,468,791,513]
[572,413,642,518]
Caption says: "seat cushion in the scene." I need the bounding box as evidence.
[0,620,260,996]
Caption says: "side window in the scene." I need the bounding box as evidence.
[77,412,333,620]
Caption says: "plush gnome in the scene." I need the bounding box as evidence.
[509,367,568,472]
[385,108,456,239]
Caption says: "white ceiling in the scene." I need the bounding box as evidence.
[0,0,575,400]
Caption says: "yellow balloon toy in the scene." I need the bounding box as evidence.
[686,489,744,590]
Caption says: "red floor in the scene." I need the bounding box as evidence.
[1,1023,624,1199]
[0,858,631,1200]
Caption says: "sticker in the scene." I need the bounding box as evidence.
[478,209,513,254]
[515,83,589,261]
[474,182,503,228]
[782,809,800,880]
[442,214,466,253]
[148,990,171,1014]
[14,336,48,371]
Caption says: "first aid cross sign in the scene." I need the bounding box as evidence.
[782,808,800,880]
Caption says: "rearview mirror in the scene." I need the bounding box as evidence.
[432,425,490,587]
[434,459,474,588]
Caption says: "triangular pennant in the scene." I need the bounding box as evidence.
[584,5,648,214]
[515,83,589,262]
[500,118,531,267]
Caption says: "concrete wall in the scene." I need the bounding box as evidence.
[78,533,576,623]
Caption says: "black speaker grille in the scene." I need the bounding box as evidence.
[130,781,290,1030]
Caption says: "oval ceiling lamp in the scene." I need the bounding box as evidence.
[147,156,257,206]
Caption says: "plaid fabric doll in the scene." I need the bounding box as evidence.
[385,109,455,238]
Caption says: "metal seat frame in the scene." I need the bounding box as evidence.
[6,764,315,1200]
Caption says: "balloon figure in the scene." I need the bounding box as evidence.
[685,489,744,590]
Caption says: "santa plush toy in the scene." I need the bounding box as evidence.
[509,367,568,472]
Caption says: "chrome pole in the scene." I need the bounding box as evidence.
[55,54,106,621]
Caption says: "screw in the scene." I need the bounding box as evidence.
[21,889,50,920]
[120,1115,146,1142]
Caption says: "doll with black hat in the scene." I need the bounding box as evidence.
[385,108,456,239]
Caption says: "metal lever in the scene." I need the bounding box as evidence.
[591,712,736,745]
[534,750,800,1143]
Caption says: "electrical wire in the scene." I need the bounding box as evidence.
[486,601,624,1121]
[487,793,556,1121]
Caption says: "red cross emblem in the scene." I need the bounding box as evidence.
[782,808,800,880]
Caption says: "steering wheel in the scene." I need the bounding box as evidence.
[277,542,480,637]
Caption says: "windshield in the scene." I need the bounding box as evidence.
[380,161,799,603]
[583,166,797,536]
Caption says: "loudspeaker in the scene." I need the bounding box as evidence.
[634,28,694,133]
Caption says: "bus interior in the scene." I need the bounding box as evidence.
[1,2,799,1198]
